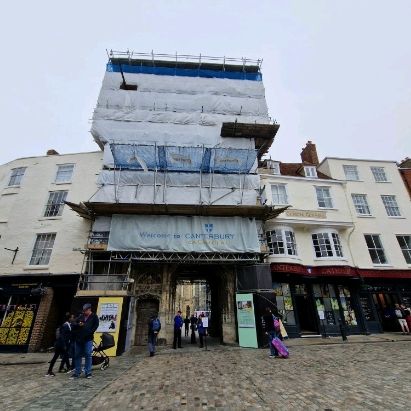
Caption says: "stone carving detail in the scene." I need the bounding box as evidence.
[132,266,162,298]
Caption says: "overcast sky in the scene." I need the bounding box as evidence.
[1,1,410,165]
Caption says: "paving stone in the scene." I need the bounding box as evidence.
[1,340,411,410]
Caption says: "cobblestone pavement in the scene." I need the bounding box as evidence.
[1,339,411,410]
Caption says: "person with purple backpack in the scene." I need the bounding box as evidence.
[263,307,280,358]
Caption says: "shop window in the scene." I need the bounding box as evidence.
[381,195,401,217]
[29,233,56,265]
[371,166,388,182]
[396,235,411,264]
[312,231,343,258]
[44,191,68,217]
[338,286,358,326]
[351,194,371,215]
[55,164,74,183]
[313,284,339,326]
[315,186,333,208]
[266,228,297,256]
[0,296,39,345]
[272,283,295,325]
[8,167,26,187]
[364,234,388,264]
[343,165,359,181]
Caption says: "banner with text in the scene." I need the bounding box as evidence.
[108,215,260,253]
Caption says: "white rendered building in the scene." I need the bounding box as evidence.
[0,150,102,352]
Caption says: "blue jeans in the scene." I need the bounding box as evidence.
[268,331,278,356]
[148,333,157,353]
[74,340,93,376]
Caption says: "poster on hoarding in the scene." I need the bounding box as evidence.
[237,300,255,328]
[96,303,119,333]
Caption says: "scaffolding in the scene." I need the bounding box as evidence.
[106,50,263,71]
[78,249,262,291]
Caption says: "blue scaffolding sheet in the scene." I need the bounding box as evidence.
[109,144,257,174]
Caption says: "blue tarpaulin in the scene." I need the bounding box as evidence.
[109,144,257,174]
[107,63,262,81]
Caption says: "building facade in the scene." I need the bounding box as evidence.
[70,51,281,349]
[259,142,411,338]
[318,156,411,333]
[0,150,102,352]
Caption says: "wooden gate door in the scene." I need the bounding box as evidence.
[135,299,159,346]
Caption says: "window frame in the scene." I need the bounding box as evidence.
[304,166,317,178]
[364,234,388,265]
[55,164,74,184]
[381,195,401,217]
[311,230,344,259]
[343,165,359,181]
[271,184,289,205]
[266,227,298,257]
[396,235,411,264]
[8,167,26,187]
[29,233,56,266]
[315,186,333,208]
[371,166,388,182]
[43,191,68,218]
[351,193,371,216]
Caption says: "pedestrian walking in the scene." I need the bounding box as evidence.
[148,313,161,357]
[45,313,72,376]
[172,310,183,349]
[197,314,206,348]
[394,303,410,334]
[184,316,190,337]
[262,307,280,358]
[70,303,99,379]
[190,313,197,344]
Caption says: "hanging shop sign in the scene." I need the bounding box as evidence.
[108,215,260,253]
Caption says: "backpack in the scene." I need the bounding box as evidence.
[55,326,61,340]
[152,318,161,332]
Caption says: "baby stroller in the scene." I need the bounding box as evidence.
[92,332,115,370]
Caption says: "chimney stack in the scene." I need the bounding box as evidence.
[46,149,59,156]
[300,141,319,165]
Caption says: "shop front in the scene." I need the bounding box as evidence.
[270,264,367,338]
[0,274,79,352]
[358,271,411,333]
[270,264,411,337]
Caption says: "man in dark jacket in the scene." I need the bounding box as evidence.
[70,303,99,379]
[172,310,183,349]
[148,313,161,357]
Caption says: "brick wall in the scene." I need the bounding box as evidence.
[300,141,319,165]
[28,287,54,352]
[399,169,411,199]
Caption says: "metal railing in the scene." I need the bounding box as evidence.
[107,49,263,70]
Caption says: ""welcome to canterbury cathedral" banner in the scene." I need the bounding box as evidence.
[107,214,260,253]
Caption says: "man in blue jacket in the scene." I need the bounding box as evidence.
[172,310,183,349]
[70,303,99,379]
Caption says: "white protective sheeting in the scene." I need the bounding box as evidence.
[102,72,267,100]
[107,214,260,253]
[92,71,271,147]
[90,170,259,206]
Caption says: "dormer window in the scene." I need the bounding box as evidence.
[304,166,317,178]
[266,160,280,175]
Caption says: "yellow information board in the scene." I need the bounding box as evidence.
[94,297,123,357]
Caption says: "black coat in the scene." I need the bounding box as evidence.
[55,322,71,349]
[72,313,99,342]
